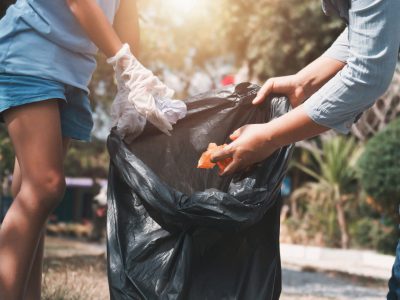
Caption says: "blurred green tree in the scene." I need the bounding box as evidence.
[358,117,400,221]
[0,126,13,175]
[218,0,344,79]
[64,139,109,178]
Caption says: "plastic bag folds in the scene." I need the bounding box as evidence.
[107,82,294,300]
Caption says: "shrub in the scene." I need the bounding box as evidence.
[358,118,400,219]
[350,217,397,254]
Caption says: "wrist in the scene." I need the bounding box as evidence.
[107,43,131,66]
[261,123,283,150]
[107,41,124,59]
[291,73,309,103]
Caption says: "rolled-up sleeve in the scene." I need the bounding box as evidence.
[304,0,400,134]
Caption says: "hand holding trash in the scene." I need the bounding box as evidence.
[210,102,327,176]
[210,124,280,176]
[197,143,233,174]
[107,44,187,141]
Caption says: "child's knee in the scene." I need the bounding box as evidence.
[23,170,66,211]
[41,171,66,201]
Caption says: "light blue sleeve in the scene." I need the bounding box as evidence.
[323,27,349,63]
[304,0,400,134]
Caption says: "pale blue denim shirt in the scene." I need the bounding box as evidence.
[0,0,120,93]
[304,0,400,133]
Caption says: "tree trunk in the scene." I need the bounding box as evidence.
[335,201,349,249]
[290,196,298,220]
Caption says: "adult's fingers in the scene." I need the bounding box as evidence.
[210,145,233,163]
[219,158,243,176]
[229,126,245,141]
[253,79,274,105]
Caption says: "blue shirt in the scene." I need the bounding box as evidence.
[304,0,400,133]
[0,0,120,93]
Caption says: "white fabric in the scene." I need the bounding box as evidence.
[107,44,187,140]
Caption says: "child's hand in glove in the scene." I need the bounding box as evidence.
[107,44,187,138]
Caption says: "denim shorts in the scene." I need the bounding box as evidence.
[0,73,93,141]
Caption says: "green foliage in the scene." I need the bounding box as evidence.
[88,54,116,108]
[350,217,397,254]
[291,136,362,248]
[288,135,398,252]
[294,136,362,195]
[0,124,14,178]
[134,0,345,96]
[219,0,344,79]
[358,118,400,218]
[64,139,109,178]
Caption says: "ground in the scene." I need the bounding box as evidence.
[43,256,108,300]
[281,267,387,300]
[43,237,388,300]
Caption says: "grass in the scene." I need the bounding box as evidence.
[42,255,109,300]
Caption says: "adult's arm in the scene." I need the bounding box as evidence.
[322,27,349,64]
[212,0,400,175]
[253,28,348,108]
[303,0,400,133]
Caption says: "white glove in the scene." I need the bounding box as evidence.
[107,44,187,139]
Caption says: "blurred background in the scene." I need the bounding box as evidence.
[0,0,399,299]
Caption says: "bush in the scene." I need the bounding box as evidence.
[220,0,344,79]
[358,118,400,219]
[350,217,397,254]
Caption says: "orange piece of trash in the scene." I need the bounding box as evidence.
[197,143,233,172]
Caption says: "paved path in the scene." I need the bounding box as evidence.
[281,265,387,300]
[281,243,395,280]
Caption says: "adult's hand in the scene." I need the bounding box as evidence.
[253,56,346,108]
[210,123,279,176]
[253,75,306,108]
[210,105,329,176]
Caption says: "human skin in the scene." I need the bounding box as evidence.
[12,138,70,300]
[67,0,140,57]
[212,0,400,176]
[0,101,69,300]
[0,1,139,299]
[211,56,346,175]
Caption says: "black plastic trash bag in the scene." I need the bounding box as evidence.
[107,82,294,300]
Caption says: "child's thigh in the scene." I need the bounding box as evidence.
[3,100,65,180]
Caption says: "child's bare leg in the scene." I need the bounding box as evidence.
[11,159,45,300]
[22,138,70,300]
[25,230,45,300]
[11,158,22,197]
[0,100,66,300]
